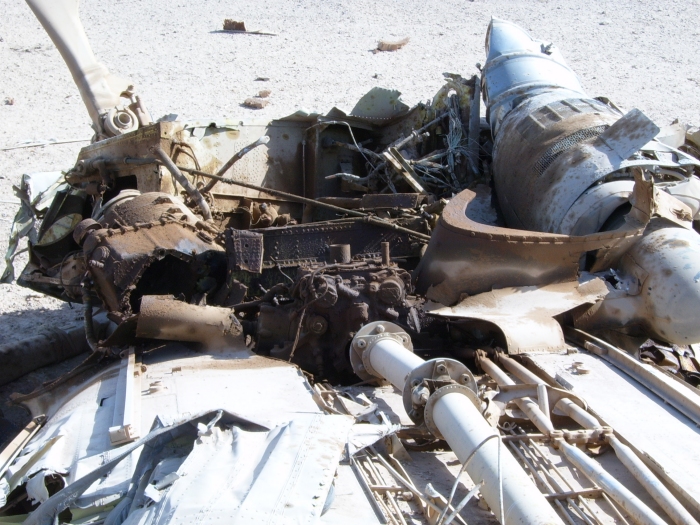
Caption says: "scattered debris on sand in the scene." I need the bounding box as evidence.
[243,96,269,109]
[223,19,246,31]
[374,36,410,53]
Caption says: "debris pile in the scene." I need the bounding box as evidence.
[3,7,700,525]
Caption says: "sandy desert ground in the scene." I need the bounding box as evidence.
[0,0,698,347]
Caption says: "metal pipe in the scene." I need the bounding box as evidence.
[366,337,425,391]
[136,295,241,347]
[479,356,555,435]
[556,439,667,525]
[431,393,563,525]
[537,384,550,420]
[150,145,212,221]
[82,286,99,352]
[352,327,565,525]
[498,354,602,430]
[499,353,697,523]
[607,435,699,525]
[381,242,391,266]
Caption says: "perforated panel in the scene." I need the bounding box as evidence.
[533,125,609,177]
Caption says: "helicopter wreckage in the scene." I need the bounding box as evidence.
[1,1,700,524]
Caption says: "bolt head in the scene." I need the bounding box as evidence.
[375,324,385,333]
[356,339,367,349]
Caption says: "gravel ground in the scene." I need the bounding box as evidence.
[0,0,699,347]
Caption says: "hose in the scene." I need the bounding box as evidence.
[81,285,99,352]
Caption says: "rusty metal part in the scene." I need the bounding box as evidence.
[81,286,100,351]
[73,218,101,244]
[428,278,610,354]
[225,229,264,273]
[136,295,242,346]
[380,242,391,265]
[316,193,430,210]
[100,191,201,227]
[255,261,414,380]
[329,244,351,263]
[256,217,426,269]
[150,145,212,221]
[414,188,646,305]
[82,215,225,318]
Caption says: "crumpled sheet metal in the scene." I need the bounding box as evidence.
[2,345,323,509]
[1,171,67,283]
[126,414,353,525]
[414,187,647,306]
[2,343,401,524]
[427,276,610,353]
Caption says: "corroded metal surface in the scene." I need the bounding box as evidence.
[414,188,645,305]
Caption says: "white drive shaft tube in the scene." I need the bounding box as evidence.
[365,336,425,389]
[350,322,564,525]
[432,391,564,525]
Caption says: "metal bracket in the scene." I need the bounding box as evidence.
[423,384,482,440]
[492,383,586,411]
[0,415,45,479]
[401,358,478,425]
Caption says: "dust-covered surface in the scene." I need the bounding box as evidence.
[0,0,699,345]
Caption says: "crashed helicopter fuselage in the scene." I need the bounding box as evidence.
[2,2,700,525]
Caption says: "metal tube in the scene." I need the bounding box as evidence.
[150,145,212,221]
[353,331,564,525]
[537,384,550,420]
[432,392,563,525]
[480,357,555,435]
[367,338,425,392]
[499,353,696,523]
[136,296,241,347]
[82,286,99,352]
[556,439,667,525]
[607,435,699,525]
[498,354,602,430]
